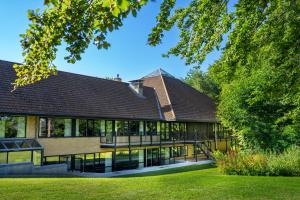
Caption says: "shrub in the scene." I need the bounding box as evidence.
[214,146,300,176]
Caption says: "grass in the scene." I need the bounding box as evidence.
[0,164,299,200]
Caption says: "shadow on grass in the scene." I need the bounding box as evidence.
[116,163,216,178]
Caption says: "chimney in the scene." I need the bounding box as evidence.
[129,79,144,96]
[113,74,122,82]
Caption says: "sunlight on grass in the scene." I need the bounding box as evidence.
[0,166,299,200]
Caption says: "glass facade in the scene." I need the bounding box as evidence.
[0,116,26,138]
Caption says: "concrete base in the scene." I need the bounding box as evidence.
[0,163,68,176]
[73,160,213,178]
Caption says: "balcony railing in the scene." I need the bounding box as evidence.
[99,131,228,147]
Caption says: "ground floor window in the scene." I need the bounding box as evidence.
[42,145,190,173]
[0,150,42,166]
[0,152,7,164]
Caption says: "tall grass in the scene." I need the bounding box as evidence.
[214,146,300,176]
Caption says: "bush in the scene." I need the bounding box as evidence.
[214,146,300,176]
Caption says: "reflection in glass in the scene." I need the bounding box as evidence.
[8,151,31,164]
[0,116,26,138]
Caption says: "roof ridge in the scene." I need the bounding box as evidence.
[142,68,175,79]
[0,59,126,86]
[160,75,176,121]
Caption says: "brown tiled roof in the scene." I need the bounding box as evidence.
[143,76,176,121]
[0,60,161,120]
[0,60,217,122]
[143,70,217,122]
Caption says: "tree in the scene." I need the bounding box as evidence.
[149,0,299,150]
[184,67,220,101]
[13,0,148,88]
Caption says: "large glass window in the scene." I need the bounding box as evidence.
[8,151,31,164]
[0,116,26,138]
[115,121,140,136]
[78,119,105,137]
[39,118,71,137]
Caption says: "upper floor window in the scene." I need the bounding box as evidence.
[76,119,104,137]
[39,117,71,137]
[115,120,141,136]
[0,116,26,138]
[146,121,157,135]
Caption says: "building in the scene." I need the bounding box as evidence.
[0,60,232,174]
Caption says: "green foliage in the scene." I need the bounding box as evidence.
[148,0,233,65]
[150,0,300,151]
[214,146,300,176]
[184,67,220,101]
[13,0,148,88]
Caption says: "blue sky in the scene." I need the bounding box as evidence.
[0,1,224,82]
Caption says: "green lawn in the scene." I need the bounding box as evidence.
[0,164,299,200]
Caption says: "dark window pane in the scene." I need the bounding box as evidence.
[16,141,31,148]
[0,142,6,150]
[128,121,139,136]
[77,119,87,136]
[50,118,72,137]
[3,142,18,149]
[94,120,102,136]
[87,120,96,137]
[146,122,157,135]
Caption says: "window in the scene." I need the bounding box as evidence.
[8,151,31,164]
[139,121,144,135]
[0,116,26,138]
[128,121,139,136]
[146,122,157,135]
[44,156,60,165]
[94,120,103,136]
[115,121,124,136]
[0,152,7,164]
[77,119,87,137]
[32,150,42,166]
[106,121,113,135]
[39,118,72,137]
[76,119,101,137]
